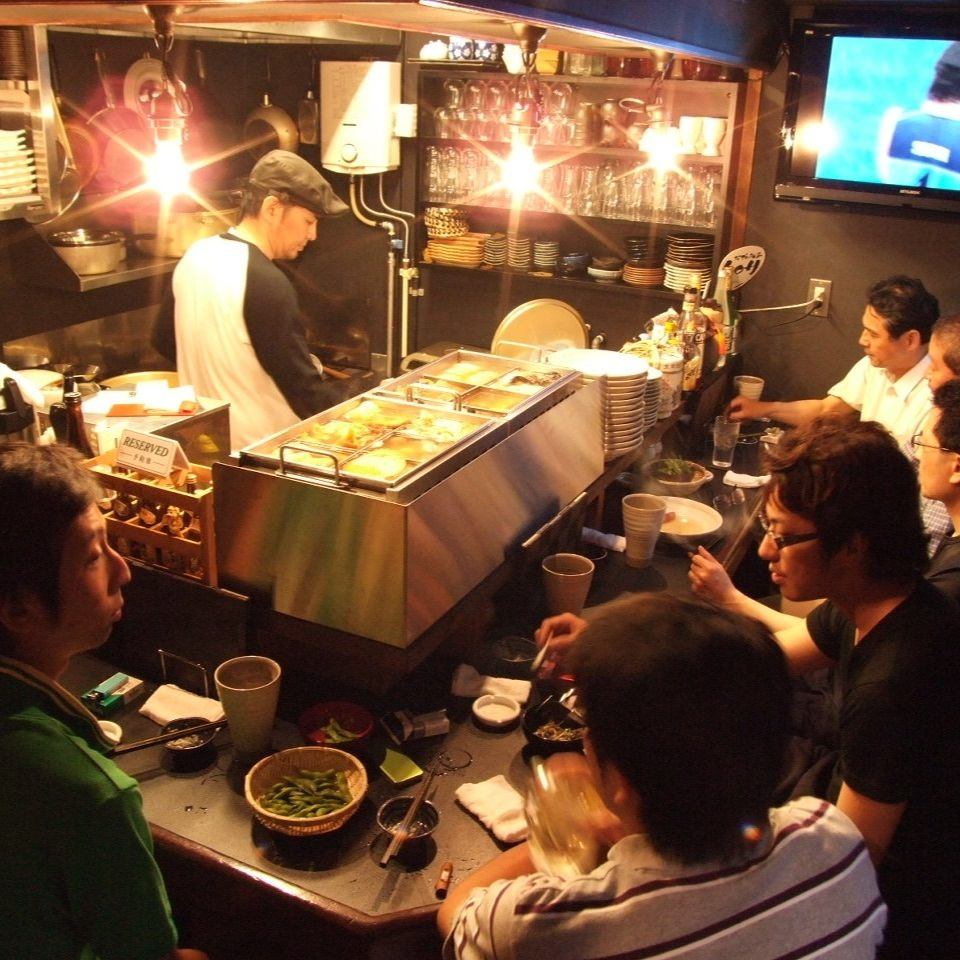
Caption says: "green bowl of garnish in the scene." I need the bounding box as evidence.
[645,459,713,496]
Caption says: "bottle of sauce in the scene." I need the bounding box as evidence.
[61,376,95,458]
[680,285,707,394]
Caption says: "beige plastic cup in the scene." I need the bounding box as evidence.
[214,656,282,759]
[542,553,595,616]
[734,375,764,400]
[621,493,667,567]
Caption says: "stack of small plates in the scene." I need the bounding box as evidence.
[0,130,36,201]
[664,233,714,293]
[484,232,507,266]
[548,348,648,460]
[507,233,531,271]
[643,368,662,430]
[424,206,469,238]
[623,262,666,287]
[533,238,559,272]
[425,232,487,267]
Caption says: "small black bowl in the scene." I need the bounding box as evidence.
[522,697,586,756]
[162,716,218,771]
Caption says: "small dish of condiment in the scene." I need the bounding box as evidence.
[472,694,521,729]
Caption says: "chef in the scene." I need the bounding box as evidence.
[153,150,361,451]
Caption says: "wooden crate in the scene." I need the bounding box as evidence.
[84,450,217,586]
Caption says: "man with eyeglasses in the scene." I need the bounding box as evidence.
[689,415,960,959]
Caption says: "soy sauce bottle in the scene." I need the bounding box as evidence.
[53,376,95,458]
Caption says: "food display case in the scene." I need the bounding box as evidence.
[214,351,603,647]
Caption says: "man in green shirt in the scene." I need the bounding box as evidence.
[0,442,208,960]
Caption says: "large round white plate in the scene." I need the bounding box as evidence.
[550,348,648,379]
[492,299,588,361]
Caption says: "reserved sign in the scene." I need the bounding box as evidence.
[115,428,188,478]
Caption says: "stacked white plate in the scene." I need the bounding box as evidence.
[643,368,662,429]
[664,233,714,293]
[0,129,36,201]
[484,232,507,266]
[533,239,559,271]
[549,348,648,460]
[507,233,531,270]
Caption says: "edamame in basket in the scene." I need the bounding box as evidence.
[258,768,352,818]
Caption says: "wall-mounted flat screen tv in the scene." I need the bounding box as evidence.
[775,19,960,215]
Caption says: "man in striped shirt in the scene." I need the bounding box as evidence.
[438,594,885,960]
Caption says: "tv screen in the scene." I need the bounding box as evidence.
[776,19,960,214]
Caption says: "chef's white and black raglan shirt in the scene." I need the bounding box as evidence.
[159,231,348,450]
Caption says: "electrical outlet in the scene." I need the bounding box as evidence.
[808,278,832,317]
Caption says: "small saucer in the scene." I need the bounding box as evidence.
[472,694,521,729]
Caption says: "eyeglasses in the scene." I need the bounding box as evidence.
[910,432,955,455]
[757,514,819,551]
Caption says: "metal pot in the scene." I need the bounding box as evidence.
[244,92,299,158]
[47,229,126,275]
[132,193,239,258]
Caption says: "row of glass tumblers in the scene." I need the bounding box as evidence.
[423,145,719,229]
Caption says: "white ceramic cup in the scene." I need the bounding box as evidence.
[214,656,281,759]
[678,115,702,154]
[621,493,667,567]
[734,375,764,400]
[542,553,595,616]
[699,117,727,156]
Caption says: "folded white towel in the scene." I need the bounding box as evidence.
[456,775,528,843]
[723,470,770,488]
[139,683,225,726]
[582,527,626,553]
[451,664,531,703]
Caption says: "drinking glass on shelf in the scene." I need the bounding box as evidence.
[433,79,465,138]
[463,79,486,140]
[425,145,442,201]
[459,148,481,202]
[440,146,460,201]
[598,161,621,219]
[483,79,510,142]
[576,164,599,216]
[559,163,578,214]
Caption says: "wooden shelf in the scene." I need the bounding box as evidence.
[420,137,725,164]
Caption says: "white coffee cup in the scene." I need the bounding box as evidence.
[214,656,281,760]
[542,553,595,616]
[734,375,764,400]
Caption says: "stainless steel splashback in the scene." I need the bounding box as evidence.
[214,381,603,647]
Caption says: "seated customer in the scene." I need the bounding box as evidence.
[440,594,886,960]
[0,443,208,960]
[688,417,960,959]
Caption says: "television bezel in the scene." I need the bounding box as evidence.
[775,17,960,216]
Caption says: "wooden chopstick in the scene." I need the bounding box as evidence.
[380,764,438,866]
[530,627,553,674]
[111,718,227,755]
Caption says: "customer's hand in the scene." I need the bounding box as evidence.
[688,546,739,604]
[535,612,587,674]
[727,395,767,422]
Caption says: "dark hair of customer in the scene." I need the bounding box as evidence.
[568,593,792,866]
[763,415,929,581]
[866,274,939,342]
[0,442,99,640]
[933,312,960,377]
[933,379,960,452]
[928,48,960,102]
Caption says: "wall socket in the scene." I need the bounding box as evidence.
[808,278,832,317]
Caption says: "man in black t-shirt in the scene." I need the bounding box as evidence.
[757,416,960,959]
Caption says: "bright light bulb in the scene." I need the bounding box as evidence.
[640,125,683,173]
[500,141,540,197]
[144,140,192,198]
[797,120,840,157]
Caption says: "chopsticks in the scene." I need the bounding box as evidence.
[111,718,227,755]
[530,627,553,675]
[380,764,438,866]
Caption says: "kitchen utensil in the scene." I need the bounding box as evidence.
[244,56,298,158]
[122,52,165,117]
[47,228,125,275]
[44,47,95,208]
[380,763,438,864]
[131,191,238,258]
[298,54,319,145]
[88,48,153,192]
[491,299,588,361]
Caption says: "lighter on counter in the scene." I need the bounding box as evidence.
[435,861,453,899]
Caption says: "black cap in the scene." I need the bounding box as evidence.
[248,150,349,217]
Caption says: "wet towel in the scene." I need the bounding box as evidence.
[139,683,225,726]
[451,664,531,703]
[456,775,528,843]
[723,470,769,488]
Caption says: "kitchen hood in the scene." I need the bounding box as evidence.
[0,2,788,72]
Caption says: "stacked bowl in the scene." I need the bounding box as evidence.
[664,233,714,293]
[549,348,649,460]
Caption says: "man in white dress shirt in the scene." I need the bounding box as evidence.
[729,275,938,447]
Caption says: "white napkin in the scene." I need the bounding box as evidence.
[139,683,225,726]
[451,664,531,703]
[456,775,528,843]
[723,470,770,488]
[582,527,626,553]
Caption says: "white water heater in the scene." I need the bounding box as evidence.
[320,61,401,175]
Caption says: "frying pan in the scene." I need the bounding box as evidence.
[243,56,298,158]
[88,48,154,192]
[49,46,98,194]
